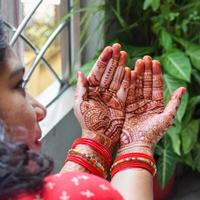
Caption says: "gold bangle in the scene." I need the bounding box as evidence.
[68,149,107,177]
[110,157,157,176]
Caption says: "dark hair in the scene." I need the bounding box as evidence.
[0,17,9,63]
[0,19,53,199]
[0,126,54,199]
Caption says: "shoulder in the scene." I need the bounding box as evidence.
[16,171,123,200]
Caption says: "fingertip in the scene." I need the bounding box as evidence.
[180,87,186,94]
[120,51,128,59]
[101,46,113,62]
[143,55,152,70]
[143,55,152,61]
[131,70,137,83]
[152,60,162,74]
[120,50,127,56]
[135,59,145,74]
[171,87,186,100]
[119,51,128,66]
[112,43,121,49]
[124,67,131,82]
[112,43,121,59]
[79,71,88,86]
[125,66,131,71]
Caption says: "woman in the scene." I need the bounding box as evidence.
[0,17,185,200]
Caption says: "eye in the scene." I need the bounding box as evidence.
[15,79,26,91]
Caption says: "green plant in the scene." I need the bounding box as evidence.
[69,0,200,188]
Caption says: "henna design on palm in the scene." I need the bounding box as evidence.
[74,44,131,150]
[118,56,186,155]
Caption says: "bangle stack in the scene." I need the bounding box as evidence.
[65,138,112,178]
[110,153,157,178]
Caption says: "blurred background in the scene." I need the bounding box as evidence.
[0,1,200,199]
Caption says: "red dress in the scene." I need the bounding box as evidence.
[15,171,123,200]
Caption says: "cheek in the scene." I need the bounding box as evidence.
[0,97,37,143]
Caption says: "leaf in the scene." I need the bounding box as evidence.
[124,45,155,67]
[143,0,152,10]
[182,152,195,169]
[183,95,200,123]
[151,0,160,11]
[162,49,191,82]
[154,144,163,156]
[157,140,177,188]
[181,120,200,154]
[177,92,189,122]
[164,74,188,122]
[172,37,200,71]
[167,122,182,155]
[143,0,160,11]
[160,29,173,51]
[186,43,200,71]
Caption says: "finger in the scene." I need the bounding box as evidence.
[88,46,112,86]
[143,56,152,99]
[116,67,131,103]
[126,70,137,105]
[100,43,121,88]
[134,59,145,100]
[152,60,163,101]
[75,71,88,102]
[109,51,127,92]
[163,87,186,123]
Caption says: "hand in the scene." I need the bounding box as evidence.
[118,56,186,155]
[74,44,131,151]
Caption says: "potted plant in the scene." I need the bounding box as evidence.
[69,0,200,199]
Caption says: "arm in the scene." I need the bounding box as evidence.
[111,168,153,200]
[111,56,186,200]
[61,44,130,176]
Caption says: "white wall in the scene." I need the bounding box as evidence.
[42,109,81,172]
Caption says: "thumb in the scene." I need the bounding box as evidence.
[163,87,186,121]
[75,71,88,101]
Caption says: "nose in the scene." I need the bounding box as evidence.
[27,94,47,122]
[35,105,47,122]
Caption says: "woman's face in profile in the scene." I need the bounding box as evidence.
[0,47,46,152]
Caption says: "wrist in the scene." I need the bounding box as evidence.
[110,152,157,178]
[66,136,112,177]
[81,131,114,152]
[117,143,154,157]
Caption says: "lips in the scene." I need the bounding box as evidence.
[34,126,42,143]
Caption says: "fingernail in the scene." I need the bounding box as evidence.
[181,87,186,94]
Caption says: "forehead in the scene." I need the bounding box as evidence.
[0,47,22,75]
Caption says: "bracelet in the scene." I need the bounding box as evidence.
[111,162,155,177]
[68,149,106,176]
[66,153,105,178]
[110,153,157,177]
[72,138,112,168]
[114,153,156,163]
[66,149,107,178]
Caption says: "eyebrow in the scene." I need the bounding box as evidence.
[10,66,25,79]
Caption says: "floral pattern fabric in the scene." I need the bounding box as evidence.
[16,171,123,200]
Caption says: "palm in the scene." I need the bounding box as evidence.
[74,44,130,149]
[75,86,125,144]
[119,57,185,154]
[121,87,164,147]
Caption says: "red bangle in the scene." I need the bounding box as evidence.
[66,154,104,177]
[114,153,155,164]
[72,138,112,168]
[111,162,155,178]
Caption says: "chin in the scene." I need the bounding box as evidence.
[31,140,42,153]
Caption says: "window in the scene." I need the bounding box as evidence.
[1,0,81,107]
